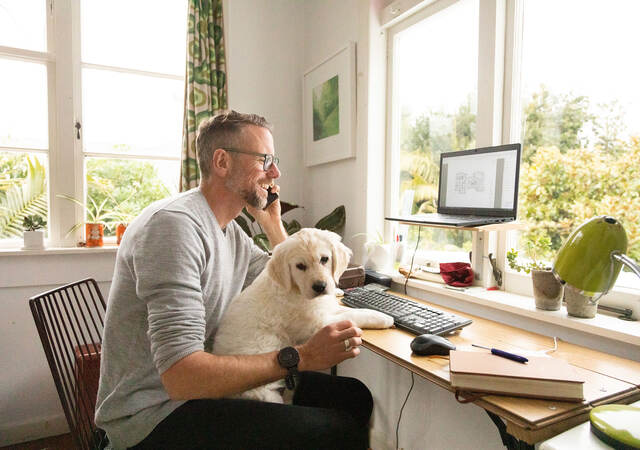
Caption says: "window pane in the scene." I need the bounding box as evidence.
[0,0,47,52]
[0,59,48,149]
[82,68,183,157]
[81,0,187,75]
[517,0,640,282]
[391,0,478,254]
[0,152,49,239]
[85,157,179,236]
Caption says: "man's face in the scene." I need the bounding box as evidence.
[224,125,280,209]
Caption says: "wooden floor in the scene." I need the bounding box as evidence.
[0,434,73,450]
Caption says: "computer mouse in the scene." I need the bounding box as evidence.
[410,334,456,356]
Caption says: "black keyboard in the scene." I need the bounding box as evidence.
[342,287,473,336]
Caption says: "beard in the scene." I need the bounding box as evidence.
[243,187,266,209]
[225,166,267,209]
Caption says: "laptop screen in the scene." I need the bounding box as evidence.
[437,143,521,217]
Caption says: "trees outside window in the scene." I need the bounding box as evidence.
[516,0,640,287]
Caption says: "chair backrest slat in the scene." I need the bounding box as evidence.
[29,278,107,450]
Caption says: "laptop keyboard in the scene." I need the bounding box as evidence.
[342,287,473,336]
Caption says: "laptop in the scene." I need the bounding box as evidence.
[387,143,521,227]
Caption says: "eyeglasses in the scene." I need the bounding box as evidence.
[223,148,280,171]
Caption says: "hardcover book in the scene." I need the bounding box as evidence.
[449,350,585,402]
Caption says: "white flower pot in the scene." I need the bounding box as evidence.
[23,230,45,250]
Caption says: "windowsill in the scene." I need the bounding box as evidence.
[0,245,119,256]
[390,274,640,347]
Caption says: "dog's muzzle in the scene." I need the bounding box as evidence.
[312,281,327,294]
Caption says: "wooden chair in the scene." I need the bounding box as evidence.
[29,278,108,450]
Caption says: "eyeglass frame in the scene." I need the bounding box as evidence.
[223,148,279,171]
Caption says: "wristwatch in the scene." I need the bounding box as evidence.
[277,346,300,390]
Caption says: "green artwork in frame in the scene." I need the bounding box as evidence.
[312,75,340,141]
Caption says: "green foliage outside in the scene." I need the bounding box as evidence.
[0,153,48,238]
[312,75,340,141]
[86,158,172,236]
[398,86,640,264]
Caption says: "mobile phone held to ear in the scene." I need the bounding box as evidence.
[264,186,279,210]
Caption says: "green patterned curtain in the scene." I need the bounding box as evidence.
[181,0,228,191]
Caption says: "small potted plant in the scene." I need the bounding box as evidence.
[507,235,563,311]
[57,194,121,247]
[22,215,47,250]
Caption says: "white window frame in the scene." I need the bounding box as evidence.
[383,0,639,308]
[0,0,183,249]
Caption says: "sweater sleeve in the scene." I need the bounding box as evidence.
[132,211,208,374]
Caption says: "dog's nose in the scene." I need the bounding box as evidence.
[312,281,326,294]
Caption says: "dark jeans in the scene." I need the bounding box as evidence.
[130,372,373,449]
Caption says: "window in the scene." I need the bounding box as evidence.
[385,0,638,300]
[0,0,187,246]
[80,0,186,238]
[514,0,640,290]
[387,0,479,264]
[0,1,50,241]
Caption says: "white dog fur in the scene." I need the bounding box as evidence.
[212,228,394,403]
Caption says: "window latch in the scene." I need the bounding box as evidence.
[75,121,82,139]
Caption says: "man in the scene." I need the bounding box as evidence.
[95,111,373,449]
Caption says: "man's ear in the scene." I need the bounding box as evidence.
[268,241,292,291]
[211,148,231,176]
[329,232,352,284]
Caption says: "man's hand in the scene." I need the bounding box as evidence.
[297,320,363,372]
[247,184,287,247]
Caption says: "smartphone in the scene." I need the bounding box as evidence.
[264,186,279,210]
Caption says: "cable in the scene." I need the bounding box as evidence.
[545,336,558,354]
[395,371,415,450]
[403,227,422,295]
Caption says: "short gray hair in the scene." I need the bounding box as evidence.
[196,110,272,179]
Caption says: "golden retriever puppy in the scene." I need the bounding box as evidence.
[212,228,394,403]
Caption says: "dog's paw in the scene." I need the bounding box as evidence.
[360,309,394,328]
[377,312,395,328]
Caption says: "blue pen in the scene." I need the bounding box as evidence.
[472,344,529,364]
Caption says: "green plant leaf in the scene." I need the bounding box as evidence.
[281,201,300,215]
[242,207,255,223]
[253,233,270,252]
[234,215,252,237]
[315,205,345,232]
[286,219,301,235]
[0,157,47,238]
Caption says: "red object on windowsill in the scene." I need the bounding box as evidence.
[439,262,474,287]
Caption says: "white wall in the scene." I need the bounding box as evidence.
[225,0,306,227]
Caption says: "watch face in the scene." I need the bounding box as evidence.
[278,347,299,368]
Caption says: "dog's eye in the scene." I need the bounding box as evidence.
[296,263,307,271]
[320,256,329,265]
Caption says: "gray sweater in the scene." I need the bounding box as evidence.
[95,188,269,449]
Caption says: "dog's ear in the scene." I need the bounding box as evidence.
[268,240,292,291]
[327,232,352,284]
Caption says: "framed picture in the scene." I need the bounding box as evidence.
[303,42,356,167]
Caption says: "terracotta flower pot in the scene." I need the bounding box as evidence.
[531,269,564,311]
[116,223,128,245]
[85,223,104,247]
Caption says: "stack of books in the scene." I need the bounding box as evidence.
[449,350,586,402]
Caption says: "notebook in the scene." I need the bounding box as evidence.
[387,143,521,227]
[449,350,585,402]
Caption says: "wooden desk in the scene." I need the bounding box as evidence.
[359,293,640,448]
